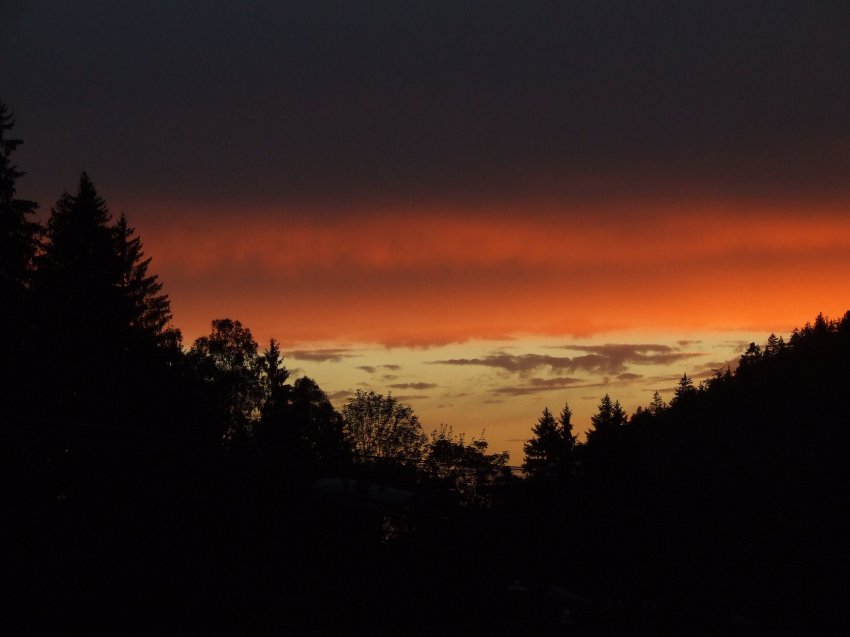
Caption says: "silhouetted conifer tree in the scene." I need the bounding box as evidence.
[649,390,666,415]
[585,393,626,447]
[114,213,177,349]
[671,372,697,405]
[34,174,178,422]
[0,100,39,296]
[0,100,40,419]
[764,333,784,357]
[259,338,290,400]
[523,403,576,479]
[36,174,127,417]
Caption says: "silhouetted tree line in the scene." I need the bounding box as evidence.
[515,314,850,633]
[4,98,848,634]
[1,99,506,476]
[2,101,515,633]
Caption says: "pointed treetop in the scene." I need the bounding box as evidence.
[649,390,666,415]
[558,402,573,428]
[0,98,39,287]
[523,401,577,479]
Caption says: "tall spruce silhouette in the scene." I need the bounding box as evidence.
[0,100,40,416]
[35,173,175,423]
[0,100,39,292]
[114,213,177,349]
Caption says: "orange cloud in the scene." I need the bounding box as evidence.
[135,196,850,346]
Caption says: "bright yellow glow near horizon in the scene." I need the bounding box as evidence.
[264,329,776,464]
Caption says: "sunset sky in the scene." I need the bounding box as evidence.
[3,1,849,460]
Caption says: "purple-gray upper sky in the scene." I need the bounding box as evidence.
[3,0,849,212]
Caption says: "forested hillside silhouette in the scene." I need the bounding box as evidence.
[4,98,849,634]
[519,316,850,633]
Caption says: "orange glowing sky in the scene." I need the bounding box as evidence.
[138,195,850,347]
[4,2,850,461]
[120,194,850,461]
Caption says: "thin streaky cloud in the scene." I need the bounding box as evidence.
[387,382,438,390]
[429,353,577,374]
[525,377,583,388]
[289,348,357,363]
[616,372,643,381]
[562,343,706,368]
[491,376,584,397]
[392,395,431,403]
[429,345,704,376]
